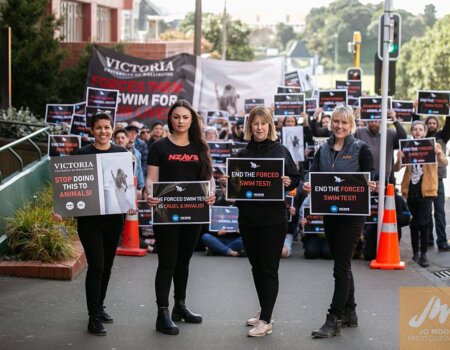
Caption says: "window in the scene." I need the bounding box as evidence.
[60,1,83,42]
[97,6,112,42]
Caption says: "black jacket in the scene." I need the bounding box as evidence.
[235,138,301,226]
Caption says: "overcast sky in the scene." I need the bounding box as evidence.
[151,0,450,19]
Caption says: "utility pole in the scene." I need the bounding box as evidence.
[194,0,202,56]
[221,0,227,60]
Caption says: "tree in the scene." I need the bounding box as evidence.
[423,4,437,27]
[396,15,450,99]
[0,0,65,116]
[274,23,295,51]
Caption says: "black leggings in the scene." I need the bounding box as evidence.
[239,223,287,323]
[153,224,201,307]
[408,197,432,254]
[77,214,123,318]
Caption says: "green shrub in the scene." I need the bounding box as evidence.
[5,184,77,262]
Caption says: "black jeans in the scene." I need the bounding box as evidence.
[239,222,287,323]
[428,179,448,247]
[323,216,365,319]
[153,224,201,307]
[408,196,432,253]
[77,214,123,318]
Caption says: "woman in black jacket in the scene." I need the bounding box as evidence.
[231,107,300,337]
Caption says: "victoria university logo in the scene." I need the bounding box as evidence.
[400,287,450,350]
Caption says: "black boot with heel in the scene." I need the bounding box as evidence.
[312,313,341,338]
[172,300,202,323]
[156,307,179,335]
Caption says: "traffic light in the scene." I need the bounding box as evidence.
[346,67,362,81]
[378,13,401,61]
[374,53,396,95]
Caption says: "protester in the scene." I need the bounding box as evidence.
[309,108,332,138]
[394,120,447,267]
[75,113,135,336]
[231,119,245,142]
[146,100,216,335]
[140,126,152,143]
[226,107,300,337]
[303,105,376,338]
[204,126,219,141]
[147,121,165,149]
[126,123,149,178]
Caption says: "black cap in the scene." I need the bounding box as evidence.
[125,125,140,133]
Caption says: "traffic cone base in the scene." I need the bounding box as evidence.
[116,213,148,257]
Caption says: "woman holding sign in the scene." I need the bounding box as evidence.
[146,100,216,335]
[303,105,375,339]
[394,120,447,267]
[229,107,300,337]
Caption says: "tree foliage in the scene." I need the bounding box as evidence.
[396,15,450,99]
[0,0,65,116]
[274,23,296,51]
[423,4,437,27]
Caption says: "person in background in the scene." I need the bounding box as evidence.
[310,108,332,138]
[231,119,245,142]
[147,121,165,149]
[140,126,152,143]
[146,100,216,336]
[126,123,149,178]
[394,120,447,267]
[163,124,171,138]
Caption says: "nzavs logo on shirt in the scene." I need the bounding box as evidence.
[168,154,199,162]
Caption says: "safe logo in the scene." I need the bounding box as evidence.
[250,162,260,169]
[175,186,186,193]
[334,176,345,183]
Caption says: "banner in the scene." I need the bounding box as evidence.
[335,80,361,98]
[274,93,305,117]
[392,100,414,123]
[309,172,370,216]
[137,200,152,227]
[152,181,210,225]
[45,104,74,125]
[366,196,379,224]
[209,206,239,232]
[417,90,450,115]
[244,98,265,114]
[399,138,436,165]
[86,45,197,122]
[226,158,284,201]
[51,153,136,217]
[318,90,347,112]
[282,126,304,162]
[199,57,283,116]
[48,135,81,157]
[359,97,392,121]
[302,207,325,234]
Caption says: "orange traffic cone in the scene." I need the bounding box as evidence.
[370,184,405,270]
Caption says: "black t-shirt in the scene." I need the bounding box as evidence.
[147,137,202,181]
[76,143,128,155]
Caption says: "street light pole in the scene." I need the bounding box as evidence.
[194,0,202,56]
[221,0,227,60]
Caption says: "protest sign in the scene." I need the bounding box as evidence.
[208,141,233,165]
[309,172,370,216]
[302,207,325,234]
[74,102,86,115]
[138,200,152,227]
[348,97,360,109]
[209,206,239,232]
[51,152,136,217]
[417,90,450,115]
[45,104,74,125]
[399,138,436,165]
[277,86,302,94]
[282,126,304,162]
[152,181,210,225]
[305,145,316,161]
[285,195,294,222]
[366,196,379,224]
[69,115,92,138]
[226,158,284,201]
[48,135,81,157]
[305,98,318,117]
[284,71,301,87]
[318,90,347,112]
[274,93,305,116]
[244,99,265,114]
[335,80,361,98]
[86,87,119,110]
[212,165,226,190]
[359,97,392,121]
[392,100,414,123]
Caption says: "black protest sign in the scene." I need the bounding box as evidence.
[45,104,74,125]
[305,98,318,117]
[86,87,119,109]
[70,114,92,138]
[51,152,136,217]
[152,181,210,225]
[318,90,347,112]
[417,90,450,115]
[309,172,370,216]
[302,207,325,234]
[359,97,392,121]
[209,206,239,232]
[285,195,294,222]
[208,141,232,165]
[348,97,359,109]
[366,196,379,224]
[244,99,265,114]
[335,80,361,98]
[226,158,284,201]
[138,200,152,227]
[392,100,414,123]
[231,141,247,156]
[284,71,301,87]
[86,106,117,129]
[274,93,304,117]
[74,102,86,115]
[48,135,81,157]
[277,86,302,94]
[212,165,226,190]
[399,138,436,165]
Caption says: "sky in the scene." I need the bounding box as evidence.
[151,0,450,20]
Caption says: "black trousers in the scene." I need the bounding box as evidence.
[408,196,432,254]
[323,216,365,319]
[153,224,201,307]
[239,222,287,323]
[77,214,123,318]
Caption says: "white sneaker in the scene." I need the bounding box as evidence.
[247,320,273,337]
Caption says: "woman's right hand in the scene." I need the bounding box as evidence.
[147,196,160,207]
[397,150,404,160]
[303,182,312,193]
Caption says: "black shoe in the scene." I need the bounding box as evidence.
[341,309,358,327]
[412,253,419,263]
[311,314,341,338]
[172,300,202,323]
[419,253,429,268]
[156,307,179,335]
[99,306,114,323]
[88,317,106,336]
[238,250,247,257]
[438,244,450,252]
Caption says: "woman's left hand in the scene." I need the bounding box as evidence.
[368,180,377,192]
[282,176,292,188]
[205,192,216,205]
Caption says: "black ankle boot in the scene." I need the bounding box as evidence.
[341,308,358,327]
[99,306,114,323]
[172,300,202,323]
[419,253,429,267]
[156,307,179,335]
[311,314,341,338]
[88,317,106,336]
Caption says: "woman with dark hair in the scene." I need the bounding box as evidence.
[146,99,216,335]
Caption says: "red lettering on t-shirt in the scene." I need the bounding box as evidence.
[168,154,199,161]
